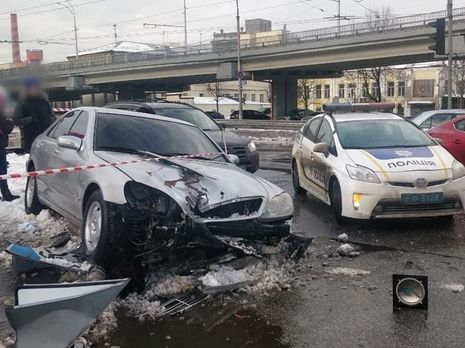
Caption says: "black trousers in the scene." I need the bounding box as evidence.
[0,148,11,197]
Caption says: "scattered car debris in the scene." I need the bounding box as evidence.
[158,289,208,317]
[6,278,129,348]
[6,243,89,273]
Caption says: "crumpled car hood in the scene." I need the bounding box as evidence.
[96,151,282,218]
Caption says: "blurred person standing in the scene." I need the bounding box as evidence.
[15,78,55,153]
[0,88,19,202]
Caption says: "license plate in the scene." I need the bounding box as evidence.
[401,192,444,205]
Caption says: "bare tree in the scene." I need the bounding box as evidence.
[206,82,225,112]
[297,79,315,109]
[453,60,465,108]
[357,6,395,102]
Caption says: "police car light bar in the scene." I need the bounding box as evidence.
[323,103,396,113]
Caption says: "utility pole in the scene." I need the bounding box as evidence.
[236,0,243,120]
[58,1,79,61]
[183,0,188,54]
[113,24,117,44]
[336,0,341,34]
[447,0,453,109]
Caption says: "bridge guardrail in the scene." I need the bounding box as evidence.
[1,7,464,78]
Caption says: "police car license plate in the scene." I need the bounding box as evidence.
[401,192,444,205]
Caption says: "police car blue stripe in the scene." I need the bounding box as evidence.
[366,147,433,160]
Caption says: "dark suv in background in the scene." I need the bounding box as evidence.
[106,101,259,172]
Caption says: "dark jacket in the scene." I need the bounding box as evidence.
[16,94,55,152]
[0,111,14,149]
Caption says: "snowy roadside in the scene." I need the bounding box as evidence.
[234,128,296,149]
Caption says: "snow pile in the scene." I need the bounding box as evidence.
[0,251,12,269]
[326,267,370,276]
[250,136,294,148]
[0,154,77,247]
[88,303,119,342]
[201,266,252,287]
[337,233,349,242]
[149,274,196,297]
[440,283,465,293]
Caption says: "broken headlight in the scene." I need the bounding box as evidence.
[124,182,152,205]
[261,192,294,220]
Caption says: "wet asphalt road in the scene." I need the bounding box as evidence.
[3,149,465,347]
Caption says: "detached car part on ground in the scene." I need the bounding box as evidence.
[25,107,293,282]
[292,109,465,220]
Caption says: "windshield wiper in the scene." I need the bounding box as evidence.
[163,152,224,161]
[96,146,141,154]
[136,150,207,178]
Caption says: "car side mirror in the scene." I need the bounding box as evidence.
[228,154,240,165]
[57,135,82,151]
[314,142,330,157]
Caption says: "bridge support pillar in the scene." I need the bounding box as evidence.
[117,86,146,101]
[272,78,297,120]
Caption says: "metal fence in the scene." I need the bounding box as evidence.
[1,7,464,78]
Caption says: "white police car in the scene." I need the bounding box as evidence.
[291,104,465,220]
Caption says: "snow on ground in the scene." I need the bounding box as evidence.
[440,283,465,293]
[326,267,371,277]
[1,154,78,247]
[235,128,296,149]
[0,251,11,269]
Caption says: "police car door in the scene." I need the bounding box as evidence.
[311,118,337,194]
[300,117,323,184]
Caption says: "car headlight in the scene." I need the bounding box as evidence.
[346,164,381,184]
[247,140,257,152]
[452,160,465,180]
[261,192,294,220]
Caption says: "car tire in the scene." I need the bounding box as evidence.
[330,179,344,223]
[25,176,43,215]
[292,161,306,195]
[81,190,121,269]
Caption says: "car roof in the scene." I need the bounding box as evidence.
[413,109,465,122]
[75,106,196,127]
[329,112,402,122]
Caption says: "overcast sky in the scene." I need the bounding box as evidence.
[0,0,451,64]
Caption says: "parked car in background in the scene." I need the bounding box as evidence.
[106,101,259,172]
[428,115,465,166]
[230,110,270,120]
[280,109,316,121]
[205,111,225,119]
[25,107,293,273]
[259,107,271,118]
[412,109,465,130]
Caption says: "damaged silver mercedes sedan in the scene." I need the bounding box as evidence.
[25,107,293,274]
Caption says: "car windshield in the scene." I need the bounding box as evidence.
[95,113,224,160]
[152,107,220,131]
[337,119,436,149]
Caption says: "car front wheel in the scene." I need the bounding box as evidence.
[82,190,121,269]
[330,179,344,223]
[25,176,43,215]
[292,161,306,195]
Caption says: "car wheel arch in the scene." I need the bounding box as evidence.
[82,183,102,217]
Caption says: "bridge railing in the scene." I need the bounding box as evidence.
[1,7,464,78]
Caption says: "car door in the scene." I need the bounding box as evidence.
[311,118,337,192]
[450,119,465,164]
[37,111,81,206]
[299,117,323,182]
[52,111,90,218]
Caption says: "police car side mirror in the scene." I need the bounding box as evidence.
[314,142,330,157]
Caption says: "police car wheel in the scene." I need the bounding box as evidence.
[330,180,343,222]
[292,161,306,195]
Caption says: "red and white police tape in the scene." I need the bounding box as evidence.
[1,152,223,181]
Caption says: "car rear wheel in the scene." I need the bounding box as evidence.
[292,161,306,195]
[82,190,121,269]
[330,179,344,223]
[25,176,43,215]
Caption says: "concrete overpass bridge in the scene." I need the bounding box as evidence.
[1,8,465,116]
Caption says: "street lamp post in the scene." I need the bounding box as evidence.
[57,1,79,61]
[447,0,453,109]
[235,0,243,120]
[183,0,188,54]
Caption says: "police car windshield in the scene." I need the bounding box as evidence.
[337,120,435,150]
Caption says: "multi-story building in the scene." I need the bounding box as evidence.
[304,62,448,117]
